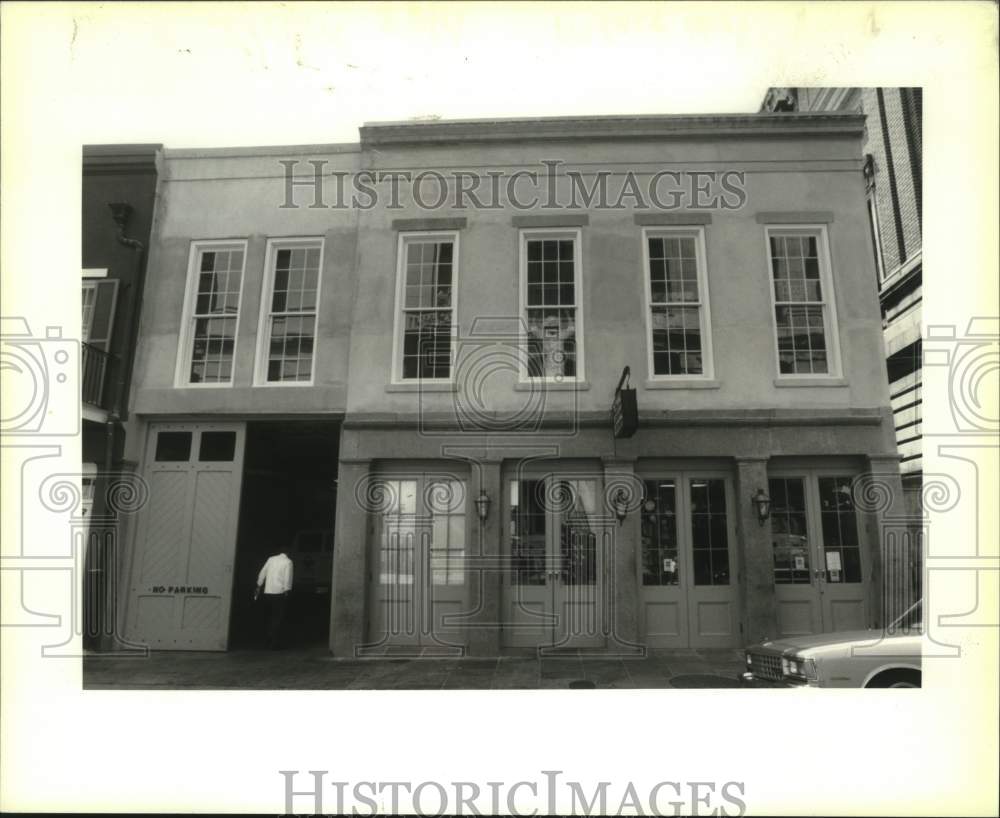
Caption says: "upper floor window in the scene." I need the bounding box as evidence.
[764,225,841,377]
[255,239,323,384]
[176,241,246,386]
[642,227,713,379]
[393,232,457,381]
[519,228,583,380]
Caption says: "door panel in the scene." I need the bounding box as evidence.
[125,423,244,651]
[503,474,607,649]
[640,474,740,648]
[368,475,469,650]
[770,473,869,637]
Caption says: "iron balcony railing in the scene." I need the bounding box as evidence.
[81,342,116,410]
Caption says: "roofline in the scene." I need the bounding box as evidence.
[163,142,361,160]
[360,112,866,147]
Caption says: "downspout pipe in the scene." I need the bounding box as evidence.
[90,201,147,651]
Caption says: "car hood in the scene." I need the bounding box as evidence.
[753,629,885,653]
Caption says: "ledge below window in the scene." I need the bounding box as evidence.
[644,379,720,390]
[386,382,457,393]
[773,377,848,388]
[513,380,591,392]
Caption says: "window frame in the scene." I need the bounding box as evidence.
[763,223,843,379]
[641,225,715,381]
[252,236,325,387]
[174,239,249,388]
[518,227,585,383]
[390,230,460,385]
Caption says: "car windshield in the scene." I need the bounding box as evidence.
[887,599,922,634]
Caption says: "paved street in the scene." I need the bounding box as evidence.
[83,647,747,690]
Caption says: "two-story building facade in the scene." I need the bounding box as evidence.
[119,113,906,657]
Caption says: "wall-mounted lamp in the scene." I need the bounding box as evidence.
[474,489,491,522]
[752,488,771,525]
[108,201,134,229]
[612,488,630,526]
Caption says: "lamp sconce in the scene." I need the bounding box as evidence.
[752,488,771,525]
[612,488,630,526]
[474,489,491,523]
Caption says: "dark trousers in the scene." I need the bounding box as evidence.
[263,593,288,649]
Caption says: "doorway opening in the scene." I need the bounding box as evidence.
[228,421,340,649]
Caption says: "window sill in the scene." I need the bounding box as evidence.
[644,379,720,390]
[386,382,457,393]
[773,377,848,388]
[514,380,590,392]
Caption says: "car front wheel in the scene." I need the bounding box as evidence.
[866,669,921,688]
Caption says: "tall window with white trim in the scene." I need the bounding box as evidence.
[181,242,246,385]
[766,227,839,376]
[394,233,457,381]
[257,239,322,383]
[520,229,582,380]
[644,228,712,377]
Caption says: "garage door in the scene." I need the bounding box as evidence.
[124,423,245,650]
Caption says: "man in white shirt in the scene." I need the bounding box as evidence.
[255,551,293,649]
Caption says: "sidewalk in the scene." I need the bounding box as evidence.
[83,647,747,690]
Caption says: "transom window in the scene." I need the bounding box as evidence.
[520,230,583,380]
[178,242,246,385]
[393,233,457,381]
[644,228,713,378]
[765,227,839,376]
[256,240,322,384]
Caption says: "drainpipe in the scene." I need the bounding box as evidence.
[90,202,147,651]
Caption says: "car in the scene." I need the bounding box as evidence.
[739,600,922,688]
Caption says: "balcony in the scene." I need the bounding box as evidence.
[81,342,116,411]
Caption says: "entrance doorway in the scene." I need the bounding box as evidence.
[769,471,869,636]
[365,471,469,652]
[228,421,339,649]
[503,474,610,650]
[638,472,741,648]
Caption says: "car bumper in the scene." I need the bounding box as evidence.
[738,671,809,688]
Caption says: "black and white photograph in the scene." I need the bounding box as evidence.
[1,2,997,815]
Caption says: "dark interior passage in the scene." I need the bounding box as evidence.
[229,421,340,649]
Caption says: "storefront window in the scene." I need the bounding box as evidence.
[428,479,466,585]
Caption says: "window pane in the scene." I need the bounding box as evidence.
[155,431,192,462]
[198,431,237,462]
[775,305,828,374]
[651,306,703,375]
[770,477,811,584]
[690,479,729,586]
[401,310,452,379]
[510,480,545,585]
[400,240,454,379]
[642,480,679,586]
[818,476,862,583]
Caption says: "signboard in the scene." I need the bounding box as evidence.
[611,366,638,438]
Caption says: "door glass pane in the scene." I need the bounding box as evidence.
[198,431,236,461]
[154,431,192,462]
[818,476,863,583]
[510,480,545,585]
[690,478,730,585]
[770,477,811,584]
[379,479,416,586]
[558,479,596,586]
[641,480,678,585]
[427,479,465,586]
